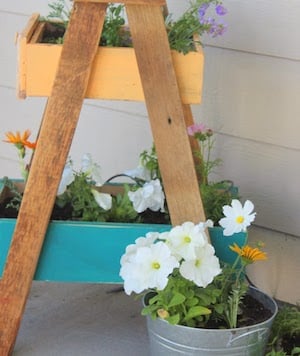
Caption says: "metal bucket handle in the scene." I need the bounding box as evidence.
[227,328,269,346]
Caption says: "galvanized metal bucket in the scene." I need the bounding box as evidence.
[145,287,277,356]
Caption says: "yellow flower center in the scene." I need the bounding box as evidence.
[152,262,160,270]
[195,259,201,267]
[184,236,191,243]
[236,215,244,224]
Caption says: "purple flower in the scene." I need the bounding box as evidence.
[187,123,207,136]
[215,4,227,16]
[198,3,209,18]
[210,22,227,37]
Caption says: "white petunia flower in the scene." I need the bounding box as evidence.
[219,199,256,236]
[81,153,103,186]
[120,232,160,265]
[165,222,208,261]
[179,244,221,288]
[91,189,112,211]
[124,165,152,181]
[120,241,179,295]
[57,160,75,195]
[128,179,165,213]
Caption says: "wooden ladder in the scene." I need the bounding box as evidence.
[0,0,205,353]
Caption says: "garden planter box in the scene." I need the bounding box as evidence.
[0,180,170,283]
[17,13,204,103]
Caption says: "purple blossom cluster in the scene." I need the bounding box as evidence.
[198,2,228,37]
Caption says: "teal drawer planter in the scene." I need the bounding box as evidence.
[0,178,171,283]
[209,226,247,266]
[0,219,170,283]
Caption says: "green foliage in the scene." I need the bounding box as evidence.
[100,4,130,47]
[142,269,219,328]
[165,0,224,54]
[166,10,203,54]
[44,2,130,47]
[142,261,252,329]
[139,145,161,180]
[267,305,300,356]
[56,173,110,222]
[223,284,247,328]
[43,0,226,53]
[46,0,70,25]
[55,175,139,223]
[3,177,22,211]
[200,181,239,223]
[108,184,139,223]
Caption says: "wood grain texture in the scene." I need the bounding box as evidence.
[126,4,205,225]
[0,2,107,354]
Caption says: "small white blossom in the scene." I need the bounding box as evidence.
[91,189,112,211]
[128,179,165,213]
[120,241,179,295]
[57,160,75,195]
[165,222,208,260]
[124,165,151,181]
[81,153,103,186]
[120,232,160,265]
[219,199,256,236]
[179,244,221,287]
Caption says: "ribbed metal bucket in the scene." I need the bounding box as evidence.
[146,287,277,356]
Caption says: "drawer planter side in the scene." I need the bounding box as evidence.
[0,180,171,282]
[17,14,204,103]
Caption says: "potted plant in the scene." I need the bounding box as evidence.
[266,304,300,355]
[184,122,247,265]
[119,200,278,355]
[17,0,227,102]
[0,130,171,283]
[0,118,246,282]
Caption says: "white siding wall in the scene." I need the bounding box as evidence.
[0,1,299,303]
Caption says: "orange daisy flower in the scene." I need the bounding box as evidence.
[230,243,267,264]
[4,130,36,149]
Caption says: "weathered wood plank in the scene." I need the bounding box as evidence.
[126,4,205,225]
[0,2,107,354]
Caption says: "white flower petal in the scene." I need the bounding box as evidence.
[219,199,256,236]
[120,242,178,294]
[128,179,165,213]
[165,222,208,260]
[81,153,103,186]
[57,161,74,195]
[91,189,112,210]
[179,244,221,288]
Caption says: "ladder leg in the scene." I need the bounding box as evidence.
[127,4,205,225]
[0,3,107,354]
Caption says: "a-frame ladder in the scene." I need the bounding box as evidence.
[0,1,205,353]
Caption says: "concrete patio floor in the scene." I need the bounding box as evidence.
[14,282,149,355]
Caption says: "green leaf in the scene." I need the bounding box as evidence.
[166,314,180,325]
[184,306,211,321]
[168,293,186,308]
[186,297,199,307]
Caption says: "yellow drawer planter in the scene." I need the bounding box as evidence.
[17,13,204,103]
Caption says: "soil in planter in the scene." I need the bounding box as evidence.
[41,23,66,44]
[205,293,273,329]
[0,196,169,224]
